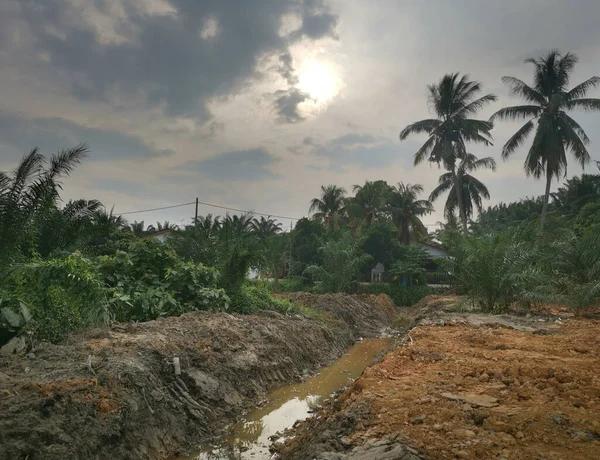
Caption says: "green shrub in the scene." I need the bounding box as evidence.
[5,253,109,342]
[95,240,228,322]
[357,283,429,306]
[229,284,294,314]
[271,277,308,293]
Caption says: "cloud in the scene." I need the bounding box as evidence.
[0,111,168,162]
[273,88,311,123]
[306,133,411,170]
[0,0,339,120]
[330,133,378,146]
[181,148,281,181]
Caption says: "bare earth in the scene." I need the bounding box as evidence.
[277,297,600,459]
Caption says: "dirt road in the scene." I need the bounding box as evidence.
[277,297,600,459]
[0,293,398,460]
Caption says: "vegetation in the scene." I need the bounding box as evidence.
[1,49,599,345]
[491,50,600,231]
[400,73,497,232]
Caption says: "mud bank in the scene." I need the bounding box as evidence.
[0,293,397,460]
[276,296,600,459]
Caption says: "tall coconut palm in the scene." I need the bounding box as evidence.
[430,154,496,222]
[490,50,600,231]
[387,183,434,245]
[309,185,347,231]
[0,144,88,266]
[251,216,282,241]
[400,73,497,232]
[346,180,391,234]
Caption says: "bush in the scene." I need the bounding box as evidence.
[229,284,295,314]
[5,253,109,342]
[95,240,228,322]
[357,283,430,307]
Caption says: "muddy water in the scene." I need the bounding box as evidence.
[178,338,392,460]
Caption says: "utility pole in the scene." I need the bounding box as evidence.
[194,197,199,227]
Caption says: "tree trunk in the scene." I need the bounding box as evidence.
[539,170,553,233]
[453,171,468,233]
[402,220,410,245]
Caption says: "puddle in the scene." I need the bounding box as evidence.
[176,338,392,460]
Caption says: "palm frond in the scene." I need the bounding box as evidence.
[501,120,535,159]
[564,98,600,112]
[399,119,440,139]
[501,76,546,105]
[566,76,600,100]
[490,105,541,122]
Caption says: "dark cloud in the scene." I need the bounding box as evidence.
[0,0,338,120]
[181,148,281,181]
[273,88,311,123]
[0,111,169,162]
[303,137,315,145]
[330,133,378,146]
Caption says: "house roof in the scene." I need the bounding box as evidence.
[142,228,174,239]
[418,242,449,259]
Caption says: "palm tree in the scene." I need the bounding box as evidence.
[490,50,600,231]
[129,221,146,236]
[309,185,347,231]
[346,180,391,234]
[251,216,282,240]
[387,183,433,245]
[0,144,88,266]
[430,154,496,222]
[400,73,497,232]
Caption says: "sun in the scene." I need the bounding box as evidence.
[297,60,339,103]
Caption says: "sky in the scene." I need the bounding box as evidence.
[1,0,600,230]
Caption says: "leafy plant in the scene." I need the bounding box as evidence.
[304,232,372,293]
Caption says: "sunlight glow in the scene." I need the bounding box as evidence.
[297,60,339,103]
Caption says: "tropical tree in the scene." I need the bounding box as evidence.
[251,216,282,240]
[346,180,391,233]
[387,183,433,245]
[37,199,103,256]
[129,221,146,236]
[429,154,496,222]
[147,221,179,233]
[400,73,497,231]
[309,185,347,231]
[0,144,88,267]
[490,50,600,231]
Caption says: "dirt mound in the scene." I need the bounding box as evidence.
[278,316,600,459]
[276,292,398,337]
[0,294,396,460]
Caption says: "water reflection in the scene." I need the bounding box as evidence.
[180,338,392,460]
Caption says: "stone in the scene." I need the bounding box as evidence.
[0,337,27,355]
[440,392,499,408]
[411,414,426,424]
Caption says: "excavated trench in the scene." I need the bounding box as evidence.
[176,338,393,459]
[0,293,400,460]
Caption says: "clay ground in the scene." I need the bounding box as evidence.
[277,297,600,460]
[0,294,398,460]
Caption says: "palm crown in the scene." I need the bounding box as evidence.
[430,154,497,221]
[491,50,600,230]
[309,185,347,231]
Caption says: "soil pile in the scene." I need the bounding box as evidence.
[276,292,398,337]
[277,304,600,459]
[0,294,397,460]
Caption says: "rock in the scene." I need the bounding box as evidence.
[411,414,426,424]
[27,352,36,360]
[551,413,567,425]
[0,337,27,355]
[432,424,443,432]
[440,392,499,408]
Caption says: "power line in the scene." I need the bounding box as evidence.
[118,201,196,215]
[117,199,302,221]
[116,198,440,227]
